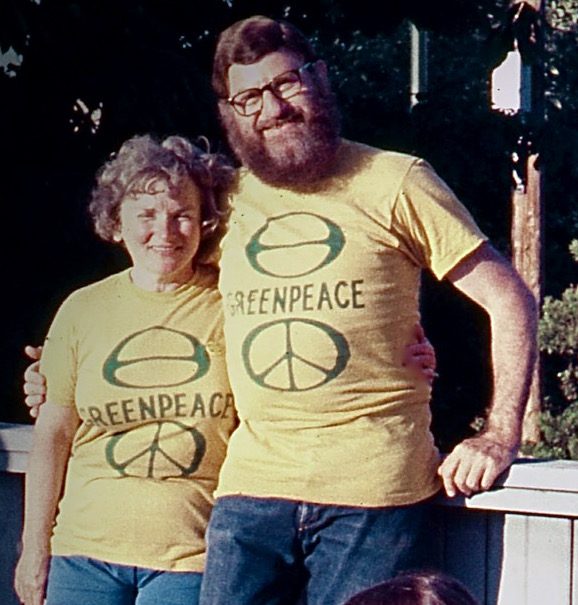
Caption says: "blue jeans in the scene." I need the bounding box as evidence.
[199,496,436,605]
[46,556,202,605]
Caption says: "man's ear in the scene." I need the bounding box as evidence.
[217,98,233,120]
[312,60,331,95]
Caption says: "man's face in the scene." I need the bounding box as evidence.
[221,49,340,187]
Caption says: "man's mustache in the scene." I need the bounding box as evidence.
[257,111,304,132]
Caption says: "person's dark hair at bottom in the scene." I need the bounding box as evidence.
[342,571,481,605]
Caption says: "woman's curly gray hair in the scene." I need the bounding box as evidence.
[89,134,234,243]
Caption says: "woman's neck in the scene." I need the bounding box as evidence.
[128,266,194,292]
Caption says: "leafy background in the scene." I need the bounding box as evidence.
[1,0,576,452]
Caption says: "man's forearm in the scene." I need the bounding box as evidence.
[448,242,538,447]
[439,242,539,496]
[483,278,538,449]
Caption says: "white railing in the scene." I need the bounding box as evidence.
[0,422,33,473]
[0,423,31,605]
[436,459,578,604]
[2,422,578,605]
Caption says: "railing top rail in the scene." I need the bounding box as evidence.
[3,423,578,517]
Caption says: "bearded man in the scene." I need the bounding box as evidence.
[199,15,537,605]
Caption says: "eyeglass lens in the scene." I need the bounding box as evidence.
[231,66,309,116]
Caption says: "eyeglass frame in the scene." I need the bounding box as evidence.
[223,61,317,117]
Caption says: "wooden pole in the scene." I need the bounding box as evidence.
[511,152,542,443]
[509,0,544,444]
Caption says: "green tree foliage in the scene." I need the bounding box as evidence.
[547,0,578,30]
[540,241,578,402]
[530,402,578,459]
[525,241,578,459]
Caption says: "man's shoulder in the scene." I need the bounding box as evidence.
[343,139,421,168]
[337,139,433,196]
[339,139,429,183]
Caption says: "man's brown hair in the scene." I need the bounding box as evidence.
[212,15,317,99]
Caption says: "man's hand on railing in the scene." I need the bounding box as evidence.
[437,431,518,497]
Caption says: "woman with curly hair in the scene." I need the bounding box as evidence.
[14,134,237,605]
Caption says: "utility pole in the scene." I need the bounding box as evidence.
[491,0,544,443]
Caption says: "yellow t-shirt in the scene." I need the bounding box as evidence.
[216,139,487,507]
[42,266,236,572]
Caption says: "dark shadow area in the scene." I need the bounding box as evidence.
[432,504,505,605]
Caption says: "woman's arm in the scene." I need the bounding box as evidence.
[14,403,80,605]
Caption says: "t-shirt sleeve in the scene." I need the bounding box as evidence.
[392,158,488,279]
[40,295,78,407]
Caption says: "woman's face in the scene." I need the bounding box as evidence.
[115,177,203,290]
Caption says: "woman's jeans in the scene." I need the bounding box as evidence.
[46,555,202,605]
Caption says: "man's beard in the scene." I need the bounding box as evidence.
[221,93,341,188]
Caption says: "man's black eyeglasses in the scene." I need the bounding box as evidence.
[225,62,315,117]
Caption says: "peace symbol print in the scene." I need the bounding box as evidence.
[105,420,206,478]
[245,212,345,278]
[242,318,350,391]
